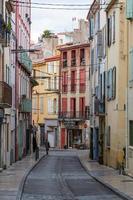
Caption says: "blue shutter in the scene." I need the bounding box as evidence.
[126,0,133,20]
[109,69,112,100]
[129,48,133,81]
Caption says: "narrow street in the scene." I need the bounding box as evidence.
[22,151,123,200]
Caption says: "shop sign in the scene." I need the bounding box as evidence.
[64,121,78,129]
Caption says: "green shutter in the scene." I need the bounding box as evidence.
[126,0,133,20]
[129,48,133,81]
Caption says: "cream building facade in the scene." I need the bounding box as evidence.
[126,0,133,175]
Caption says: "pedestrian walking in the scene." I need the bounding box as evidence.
[35,125,40,160]
[45,139,50,155]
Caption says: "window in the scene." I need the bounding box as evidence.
[89,17,94,39]
[107,67,116,101]
[129,120,133,146]
[53,98,57,114]
[79,97,85,117]
[107,17,112,47]
[48,98,53,114]
[71,50,76,66]
[62,98,67,117]
[71,71,76,92]
[62,71,68,93]
[63,52,67,67]
[79,69,86,92]
[40,96,44,113]
[91,48,94,74]
[70,98,76,117]
[48,62,54,73]
[80,49,85,65]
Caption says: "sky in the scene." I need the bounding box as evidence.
[31,0,93,42]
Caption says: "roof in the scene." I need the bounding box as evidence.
[87,0,100,19]
[57,42,90,51]
[32,55,60,66]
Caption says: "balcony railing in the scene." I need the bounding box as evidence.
[18,51,32,73]
[0,81,12,108]
[79,83,86,93]
[71,83,76,92]
[59,111,87,120]
[20,98,32,113]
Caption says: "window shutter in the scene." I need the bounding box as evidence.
[90,17,94,37]
[97,31,103,58]
[113,12,115,43]
[129,48,133,81]
[126,0,133,20]
[112,67,116,99]
[110,69,113,100]
[62,98,67,112]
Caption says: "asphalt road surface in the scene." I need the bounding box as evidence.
[22,151,123,200]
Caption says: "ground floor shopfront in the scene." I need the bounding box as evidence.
[60,120,89,149]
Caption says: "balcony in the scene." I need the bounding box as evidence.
[79,83,86,93]
[58,111,86,120]
[0,81,12,108]
[20,98,32,113]
[18,51,32,74]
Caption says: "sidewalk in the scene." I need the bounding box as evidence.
[77,150,133,200]
[0,148,45,200]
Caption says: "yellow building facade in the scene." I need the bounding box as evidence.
[32,55,60,147]
[104,0,127,168]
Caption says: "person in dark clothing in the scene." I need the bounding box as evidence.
[45,139,50,155]
[33,134,37,153]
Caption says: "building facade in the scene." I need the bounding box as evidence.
[87,0,107,164]
[15,0,32,160]
[32,55,60,147]
[0,0,14,169]
[58,43,90,149]
[126,0,133,175]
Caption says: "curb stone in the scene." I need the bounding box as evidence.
[77,153,133,200]
[16,153,47,200]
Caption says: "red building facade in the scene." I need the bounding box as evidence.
[58,43,90,149]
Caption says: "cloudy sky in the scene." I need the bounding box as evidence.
[31,0,93,42]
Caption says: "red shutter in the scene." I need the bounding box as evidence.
[80,69,85,83]
[61,128,66,149]
[79,97,85,116]
[62,98,67,112]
